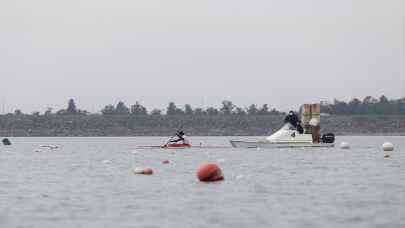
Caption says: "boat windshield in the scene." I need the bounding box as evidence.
[280,123,296,131]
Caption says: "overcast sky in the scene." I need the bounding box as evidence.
[1,0,404,113]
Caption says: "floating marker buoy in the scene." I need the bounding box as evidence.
[340,142,350,149]
[235,175,244,180]
[2,138,12,146]
[133,167,153,175]
[382,142,394,152]
[217,158,225,164]
[103,160,110,164]
[197,163,224,182]
[39,145,58,149]
[162,160,170,164]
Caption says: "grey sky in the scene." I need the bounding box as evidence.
[1,0,404,113]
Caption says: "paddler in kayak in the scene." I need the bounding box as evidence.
[168,131,190,147]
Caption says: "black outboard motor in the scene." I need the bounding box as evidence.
[321,133,335,143]
[2,138,12,146]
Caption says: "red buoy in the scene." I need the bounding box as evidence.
[162,160,170,164]
[142,168,153,175]
[197,163,224,182]
[133,167,154,175]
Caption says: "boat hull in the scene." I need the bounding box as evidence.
[135,145,231,149]
[166,143,191,149]
[229,140,334,149]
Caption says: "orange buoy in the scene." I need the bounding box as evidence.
[133,167,154,175]
[162,160,170,164]
[197,163,224,182]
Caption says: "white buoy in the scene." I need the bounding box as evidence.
[39,145,58,149]
[236,175,244,180]
[382,142,394,152]
[133,167,144,174]
[340,142,350,149]
[218,158,225,164]
[103,160,111,164]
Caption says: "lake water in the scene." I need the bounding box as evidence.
[0,136,404,228]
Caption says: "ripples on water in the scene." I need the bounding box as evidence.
[0,136,404,228]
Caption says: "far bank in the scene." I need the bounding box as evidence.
[0,114,404,137]
[0,115,405,137]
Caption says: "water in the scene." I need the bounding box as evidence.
[1,136,404,228]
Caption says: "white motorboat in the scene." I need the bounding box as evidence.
[230,124,334,148]
[230,103,335,149]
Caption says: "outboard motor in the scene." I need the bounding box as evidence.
[321,133,335,144]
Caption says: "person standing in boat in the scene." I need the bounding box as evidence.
[284,111,304,134]
[284,111,299,128]
[169,131,190,145]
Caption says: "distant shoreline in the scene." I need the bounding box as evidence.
[2,134,405,138]
[1,114,404,137]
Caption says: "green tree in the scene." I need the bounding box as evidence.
[220,100,235,115]
[206,107,219,115]
[166,102,177,115]
[101,104,115,115]
[376,95,390,114]
[348,98,361,114]
[258,104,270,115]
[194,108,206,115]
[184,104,193,115]
[234,107,247,115]
[14,109,23,115]
[115,101,130,114]
[131,102,147,115]
[66,99,78,114]
[166,102,184,115]
[247,104,258,115]
[362,96,377,113]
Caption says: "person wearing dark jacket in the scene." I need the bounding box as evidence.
[170,131,190,145]
[284,111,299,128]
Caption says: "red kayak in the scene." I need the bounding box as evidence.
[165,143,191,149]
[134,144,231,149]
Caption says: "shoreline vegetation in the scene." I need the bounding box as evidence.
[1,95,404,137]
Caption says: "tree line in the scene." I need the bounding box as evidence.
[320,95,405,115]
[99,100,282,116]
[10,99,282,116]
[8,95,405,116]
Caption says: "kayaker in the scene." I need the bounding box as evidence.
[169,131,190,145]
